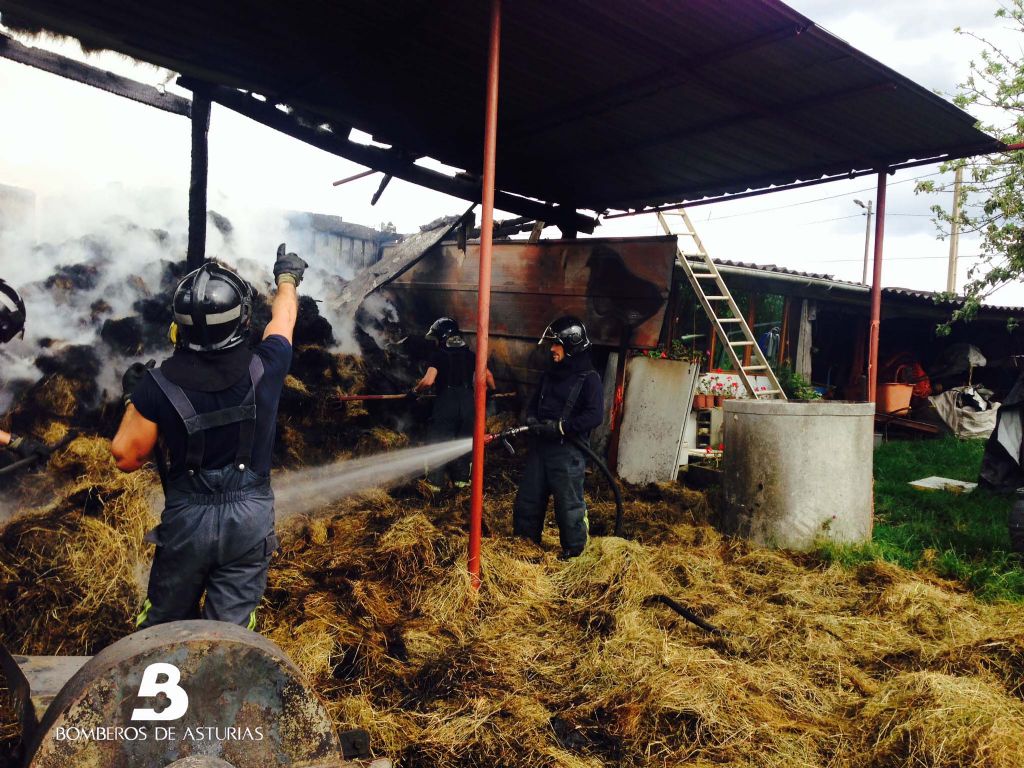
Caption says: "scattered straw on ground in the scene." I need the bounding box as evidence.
[3,431,1024,767]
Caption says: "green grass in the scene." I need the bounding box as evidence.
[817,436,1024,603]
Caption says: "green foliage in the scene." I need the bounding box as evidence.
[772,364,822,400]
[916,2,1024,334]
[637,338,705,364]
[817,437,1024,602]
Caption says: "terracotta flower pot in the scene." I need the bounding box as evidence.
[695,394,708,408]
[714,395,724,407]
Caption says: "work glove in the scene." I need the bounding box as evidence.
[529,419,563,440]
[122,359,155,406]
[9,434,50,460]
[274,243,309,287]
[406,389,419,401]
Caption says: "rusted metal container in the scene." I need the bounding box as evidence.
[382,235,677,385]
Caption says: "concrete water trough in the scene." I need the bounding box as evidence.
[721,399,874,551]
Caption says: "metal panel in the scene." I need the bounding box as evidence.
[386,236,676,348]
[616,357,700,484]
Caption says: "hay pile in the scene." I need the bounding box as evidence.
[0,436,156,654]
[255,474,1024,768]
[3,436,1024,767]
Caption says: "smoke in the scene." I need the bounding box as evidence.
[0,183,373,411]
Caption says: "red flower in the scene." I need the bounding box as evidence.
[660,352,667,358]
[718,443,724,451]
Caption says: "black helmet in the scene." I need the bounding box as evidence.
[426,317,461,345]
[539,315,591,357]
[171,262,253,352]
[0,279,26,344]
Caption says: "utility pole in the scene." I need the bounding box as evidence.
[854,199,873,285]
[946,165,964,294]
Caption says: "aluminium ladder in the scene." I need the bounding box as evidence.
[657,207,787,401]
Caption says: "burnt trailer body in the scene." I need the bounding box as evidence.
[378,236,677,387]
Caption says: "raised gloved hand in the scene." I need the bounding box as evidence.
[122,359,155,406]
[274,243,309,287]
[9,434,50,460]
[529,419,563,440]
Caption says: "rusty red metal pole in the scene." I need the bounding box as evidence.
[469,0,501,590]
[866,169,888,403]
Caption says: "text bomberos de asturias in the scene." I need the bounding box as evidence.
[54,726,265,742]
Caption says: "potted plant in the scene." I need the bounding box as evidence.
[694,379,711,409]
[712,378,726,407]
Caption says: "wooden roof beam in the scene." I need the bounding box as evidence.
[179,78,596,235]
[0,33,191,117]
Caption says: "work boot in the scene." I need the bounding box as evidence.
[1010,493,1024,554]
[557,549,583,561]
[453,480,470,490]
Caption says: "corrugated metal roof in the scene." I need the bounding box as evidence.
[703,257,1024,313]
[0,0,999,221]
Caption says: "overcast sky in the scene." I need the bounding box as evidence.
[0,1,1021,303]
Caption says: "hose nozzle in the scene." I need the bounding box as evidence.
[484,425,530,455]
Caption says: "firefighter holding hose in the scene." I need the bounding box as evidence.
[1,278,51,463]
[111,245,306,630]
[513,315,604,559]
[414,316,495,491]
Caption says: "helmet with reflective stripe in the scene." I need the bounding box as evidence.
[171,262,253,352]
[0,278,26,344]
[539,315,591,357]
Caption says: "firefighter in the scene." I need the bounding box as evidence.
[111,245,307,630]
[513,315,604,559]
[1,278,50,462]
[0,278,26,345]
[413,316,495,491]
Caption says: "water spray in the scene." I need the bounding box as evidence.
[272,437,474,522]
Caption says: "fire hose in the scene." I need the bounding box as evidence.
[0,430,79,477]
[483,424,726,636]
[334,391,517,402]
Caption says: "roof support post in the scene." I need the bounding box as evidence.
[469,0,501,590]
[866,169,888,403]
[187,87,211,270]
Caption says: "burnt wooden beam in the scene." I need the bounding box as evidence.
[0,33,191,117]
[178,78,597,235]
[186,87,211,270]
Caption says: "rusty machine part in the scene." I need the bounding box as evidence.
[1,620,375,768]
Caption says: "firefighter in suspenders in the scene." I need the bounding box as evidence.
[513,315,604,559]
[111,245,307,630]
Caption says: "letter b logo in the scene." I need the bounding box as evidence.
[131,663,188,721]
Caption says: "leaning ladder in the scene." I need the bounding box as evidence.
[657,207,787,400]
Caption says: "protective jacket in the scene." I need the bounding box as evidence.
[426,343,477,485]
[514,352,605,556]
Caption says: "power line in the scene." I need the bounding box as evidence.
[798,212,939,226]
[794,254,985,264]
[698,171,945,222]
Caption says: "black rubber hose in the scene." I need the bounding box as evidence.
[645,594,727,636]
[567,435,625,537]
[0,431,79,477]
